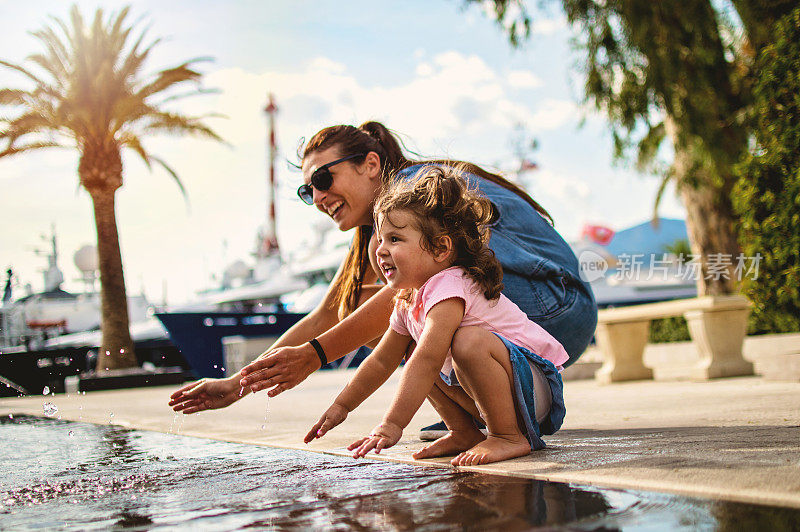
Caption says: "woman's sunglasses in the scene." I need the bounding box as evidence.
[297,153,366,205]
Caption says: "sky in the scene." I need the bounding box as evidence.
[0,0,685,304]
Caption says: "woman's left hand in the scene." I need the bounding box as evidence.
[348,421,403,458]
[239,343,321,396]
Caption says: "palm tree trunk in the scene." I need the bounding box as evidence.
[89,189,137,371]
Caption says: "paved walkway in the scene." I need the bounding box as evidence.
[2,371,799,509]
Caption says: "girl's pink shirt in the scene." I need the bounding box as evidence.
[389,267,569,374]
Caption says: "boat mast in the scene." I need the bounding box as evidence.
[260,93,280,259]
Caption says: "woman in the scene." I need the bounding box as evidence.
[169,122,597,425]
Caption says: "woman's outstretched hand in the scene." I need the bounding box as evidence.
[168,377,243,414]
[239,343,321,397]
[304,403,348,443]
[348,422,403,458]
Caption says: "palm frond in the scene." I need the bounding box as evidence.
[150,154,189,205]
[0,89,30,106]
[0,141,66,159]
[1,111,61,142]
[0,59,48,86]
[118,29,160,80]
[135,61,210,100]
[142,111,224,142]
[120,132,152,170]
[155,87,220,105]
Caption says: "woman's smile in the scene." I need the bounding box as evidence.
[323,199,346,219]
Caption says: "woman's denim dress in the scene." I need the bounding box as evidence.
[399,165,598,366]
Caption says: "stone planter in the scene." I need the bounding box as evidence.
[685,306,754,380]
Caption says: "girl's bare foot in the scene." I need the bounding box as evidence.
[412,428,485,459]
[451,433,531,466]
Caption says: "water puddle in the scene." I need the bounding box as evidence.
[1,414,798,530]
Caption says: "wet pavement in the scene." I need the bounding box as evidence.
[3,414,800,531]
[1,371,799,511]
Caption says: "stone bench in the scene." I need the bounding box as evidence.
[594,295,754,383]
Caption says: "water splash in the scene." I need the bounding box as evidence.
[43,403,58,417]
[261,397,269,430]
[42,386,50,395]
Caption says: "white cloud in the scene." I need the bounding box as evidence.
[507,70,543,89]
[529,99,580,131]
[532,17,567,36]
[415,62,433,77]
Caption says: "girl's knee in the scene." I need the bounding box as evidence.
[451,327,490,365]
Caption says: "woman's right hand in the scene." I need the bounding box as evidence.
[239,342,322,397]
[168,377,243,414]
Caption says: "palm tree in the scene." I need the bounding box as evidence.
[0,5,222,371]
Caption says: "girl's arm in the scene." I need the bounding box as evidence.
[304,327,410,442]
[349,298,465,457]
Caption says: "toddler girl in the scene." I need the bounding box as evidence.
[304,165,568,466]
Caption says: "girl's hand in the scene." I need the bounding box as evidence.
[168,377,242,414]
[348,421,403,458]
[239,343,321,397]
[304,403,348,443]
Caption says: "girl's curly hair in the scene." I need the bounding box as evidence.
[374,165,504,303]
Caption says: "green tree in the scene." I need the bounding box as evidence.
[472,0,795,297]
[733,7,800,333]
[0,5,222,370]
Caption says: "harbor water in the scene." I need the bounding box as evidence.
[2,414,798,530]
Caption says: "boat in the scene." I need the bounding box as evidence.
[0,230,184,397]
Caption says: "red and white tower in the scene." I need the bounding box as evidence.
[258,93,280,259]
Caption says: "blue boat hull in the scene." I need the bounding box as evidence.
[155,311,306,378]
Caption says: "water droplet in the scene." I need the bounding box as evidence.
[238,386,244,397]
[213,365,218,369]
[109,412,114,418]
[8,414,13,419]
[43,403,58,417]
[42,386,50,395]
[105,351,110,356]
[68,430,74,437]
[120,348,125,354]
